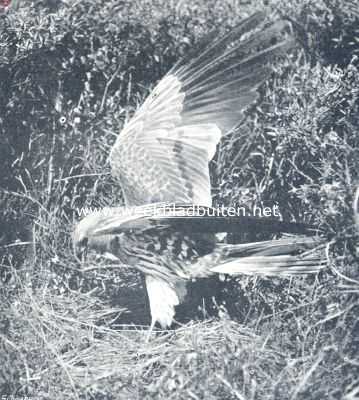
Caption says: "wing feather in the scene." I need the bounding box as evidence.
[110,12,294,206]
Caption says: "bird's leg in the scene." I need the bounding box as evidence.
[145,318,156,343]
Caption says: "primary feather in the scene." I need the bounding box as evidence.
[109,11,293,207]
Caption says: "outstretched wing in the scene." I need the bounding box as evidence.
[91,203,320,237]
[110,12,294,207]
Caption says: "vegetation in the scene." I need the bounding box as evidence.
[0,0,358,398]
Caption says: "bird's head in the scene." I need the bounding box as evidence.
[73,212,101,259]
[73,212,121,261]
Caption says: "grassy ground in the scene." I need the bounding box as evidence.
[0,0,358,399]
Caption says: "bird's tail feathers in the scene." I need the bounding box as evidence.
[211,237,326,276]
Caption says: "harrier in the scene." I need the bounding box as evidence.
[74,12,325,333]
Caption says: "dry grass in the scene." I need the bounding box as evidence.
[0,0,358,399]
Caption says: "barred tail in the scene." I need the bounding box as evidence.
[211,237,326,276]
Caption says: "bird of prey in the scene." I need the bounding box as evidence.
[74,12,326,333]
